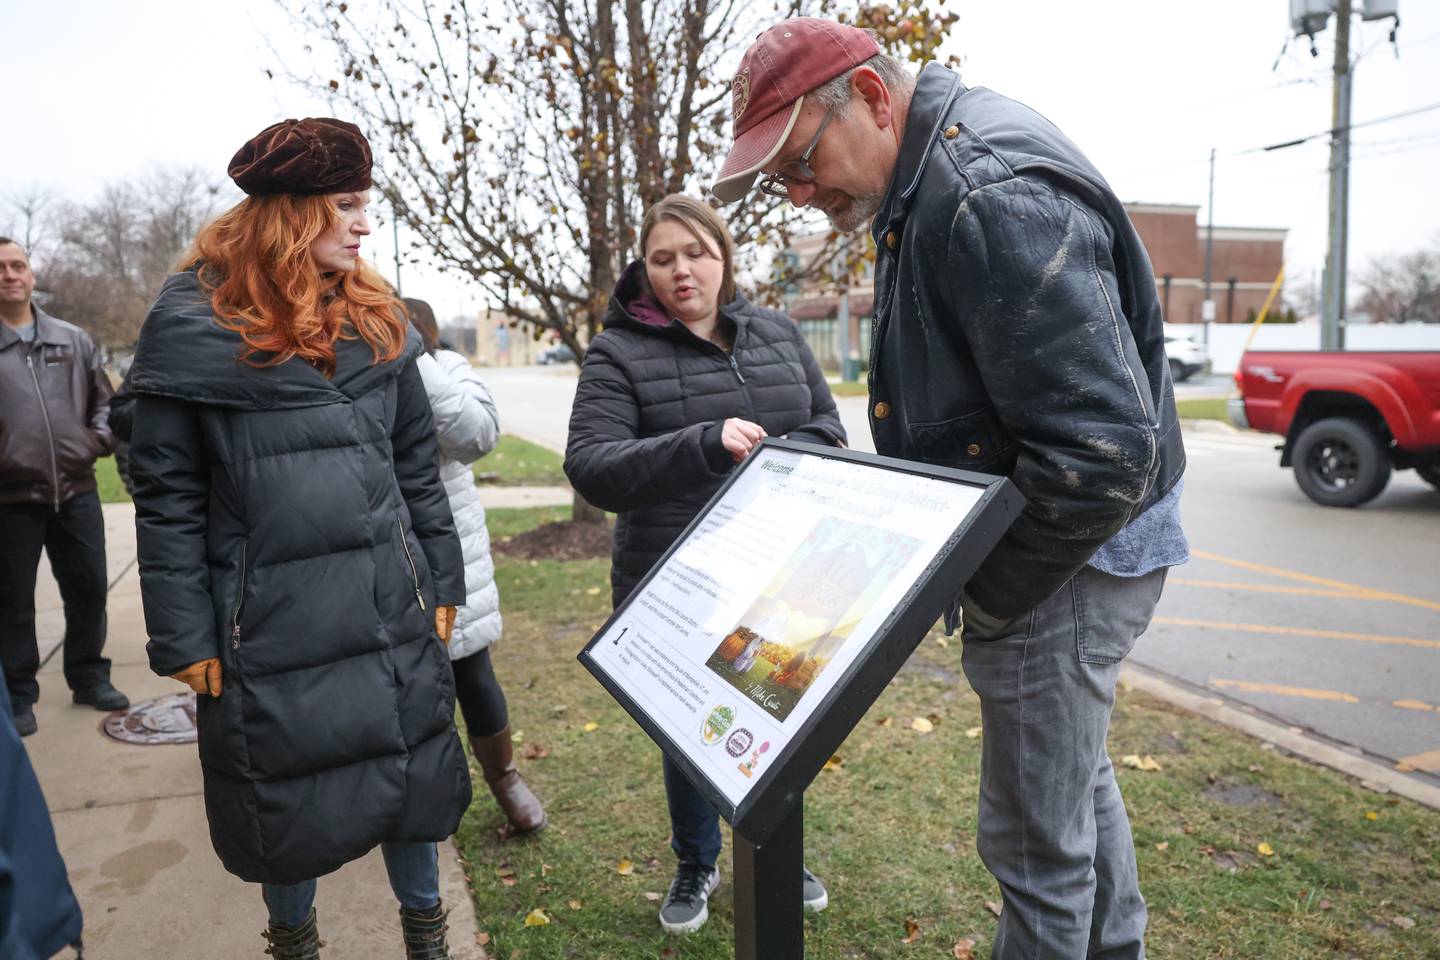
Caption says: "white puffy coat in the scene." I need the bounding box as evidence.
[417,349,502,660]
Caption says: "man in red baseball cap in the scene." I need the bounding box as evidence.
[715,18,1187,960]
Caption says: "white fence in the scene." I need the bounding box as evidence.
[1168,323,1440,374]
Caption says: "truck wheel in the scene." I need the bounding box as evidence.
[1292,417,1392,507]
[1168,358,1189,383]
[1417,464,1440,491]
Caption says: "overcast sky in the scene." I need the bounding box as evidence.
[8,1,1438,321]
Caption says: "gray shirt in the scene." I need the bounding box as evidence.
[10,321,36,343]
[1088,477,1189,576]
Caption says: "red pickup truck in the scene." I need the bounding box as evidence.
[1229,350,1440,507]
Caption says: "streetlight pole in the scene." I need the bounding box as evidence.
[1202,147,1216,342]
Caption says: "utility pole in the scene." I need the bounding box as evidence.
[1321,0,1353,351]
[1202,147,1216,342]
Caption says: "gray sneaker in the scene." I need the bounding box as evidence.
[659,861,721,934]
[802,866,828,913]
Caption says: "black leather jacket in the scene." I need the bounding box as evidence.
[868,64,1185,619]
[0,306,114,507]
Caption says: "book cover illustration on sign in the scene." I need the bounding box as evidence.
[704,516,921,722]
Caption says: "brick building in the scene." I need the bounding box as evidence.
[782,203,1287,370]
[1126,203,1286,326]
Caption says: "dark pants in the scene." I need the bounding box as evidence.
[450,647,509,738]
[0,491,111,710]
[662,753,723,869]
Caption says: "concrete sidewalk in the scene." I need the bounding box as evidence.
[28,502,485,958]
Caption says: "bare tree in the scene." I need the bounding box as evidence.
[37,169,229,348]
[0,186,60,263]
[1355,243,1440,325]
[280,0,958,359]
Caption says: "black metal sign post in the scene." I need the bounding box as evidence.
[579,439,1024,960]
[733,801,804,959]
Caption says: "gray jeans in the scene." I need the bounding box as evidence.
[960,565,1167,960]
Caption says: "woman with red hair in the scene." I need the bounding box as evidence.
[125,118,469,959]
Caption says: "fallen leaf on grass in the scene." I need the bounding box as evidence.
[953,938,977,959]
[1257,842,1275,857]
[1364,811,1379,821]
[901,918,921,943]
[477,932,491,946]
[935,635,949,648]
[523,908,550,926]
[662,949,678,959]
[1155,842,1170,852]
[521,743,550,760]
[1119,754,1162,772]
[585,586,601,595]
[616,859,634,876]
[911,717,934,734]
[567,900,582,910]
[877,716,893,727]
[1318,899,1333,910]
[965,726,983,739]
[583,722,599,732]
[984,901,1003,918]
[823,755,845,772]
[1391,916,1417,930]
[644,892,662,902]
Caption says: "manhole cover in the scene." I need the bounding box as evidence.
[102,692,198,745]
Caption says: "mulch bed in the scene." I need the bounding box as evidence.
[493,520,612,562]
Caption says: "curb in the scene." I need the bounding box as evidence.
[1121,663,1440,811]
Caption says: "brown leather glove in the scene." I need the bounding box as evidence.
[435,605,457,646]
[171,658,223,697]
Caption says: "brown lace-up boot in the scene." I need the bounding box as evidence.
[261,908,323,959]
[470,728,546,836]
[400,902,450,959]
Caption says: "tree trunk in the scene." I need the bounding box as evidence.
[572,489,607,524]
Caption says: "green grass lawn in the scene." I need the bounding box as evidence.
[477,435,568,487]
[826,379,869,398]
[96,455,129,504]
[461,506,1440,958]
[1175,397,1231,422]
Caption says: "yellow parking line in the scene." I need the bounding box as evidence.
[1191,549,1440,614]
[1211,678,1359,702]
[1153,616,1440,651]
[1169,578,1375,600]
[1397,749,1440,773]
[1394,700,1437,712]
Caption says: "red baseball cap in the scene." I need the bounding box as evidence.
[711,19,881,203]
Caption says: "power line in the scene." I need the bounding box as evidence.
[1122,101,1440,178]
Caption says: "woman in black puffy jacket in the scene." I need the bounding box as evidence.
[125,118,468,959]
[565,194,844,936]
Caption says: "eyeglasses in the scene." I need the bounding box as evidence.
[758,107,835,199]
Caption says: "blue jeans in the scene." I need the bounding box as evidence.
[261,841,440,927]
[959,565,1167,960]
[662,753,723,869]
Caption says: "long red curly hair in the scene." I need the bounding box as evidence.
[182,194,405,377]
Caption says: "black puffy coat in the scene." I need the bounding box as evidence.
[565,262,846,607]
[125,271,471,885]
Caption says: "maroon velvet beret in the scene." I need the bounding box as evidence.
[227,118,373,196]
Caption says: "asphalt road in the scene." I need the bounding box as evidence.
[481,364,1440,787]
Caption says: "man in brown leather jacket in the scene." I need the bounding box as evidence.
[0,237,129,737]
